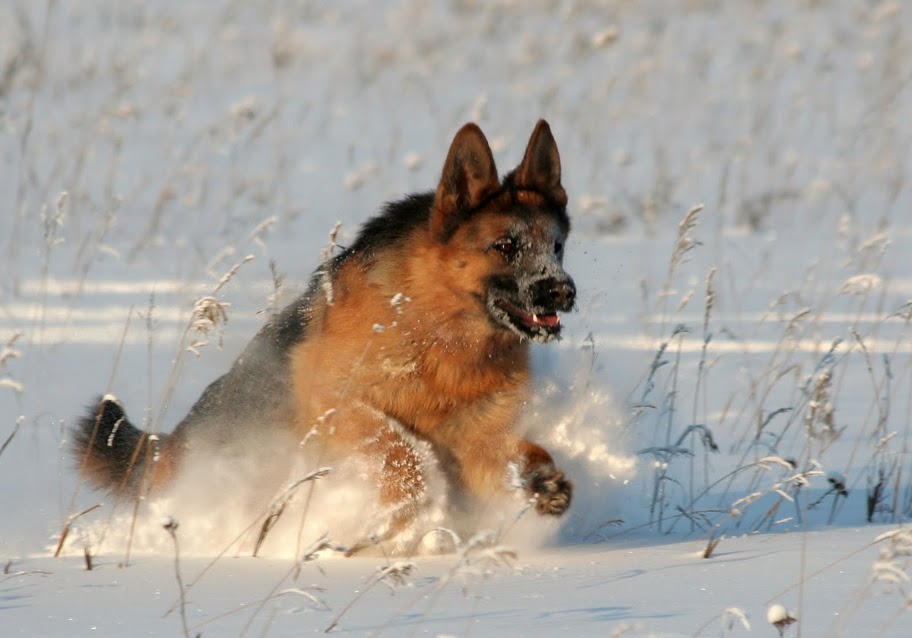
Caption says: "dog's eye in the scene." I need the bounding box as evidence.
[554,240,564,254]
[492,237,517,256]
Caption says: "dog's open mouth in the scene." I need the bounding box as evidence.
[493,299,562,340]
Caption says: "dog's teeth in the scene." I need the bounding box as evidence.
[532,313,539,323]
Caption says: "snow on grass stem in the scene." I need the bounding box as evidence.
[665,325,686,530]
[319,221,343,306]
[253,467,332,557]
[263,258,285,318]
[767,603,797,637]
[765,338,843,453]
[816,527,912,635]
[35,191,68,346]
[233,536,343,638]
[688,267,717,525]
[364,528,519,638]
[52,503,102,558]
[658,203,703,337]
[152,254,253,434]
[0,333,24,395]
[636,320,725,532]
[692,606,750,636]
[324,561,417,633]
[162,517,192,638]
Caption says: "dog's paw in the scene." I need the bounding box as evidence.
[524,468,572,516]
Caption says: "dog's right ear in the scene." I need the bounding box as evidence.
[431,123,500,239]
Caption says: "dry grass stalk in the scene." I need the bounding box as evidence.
[324,561,417,633]
[656,203,704,335]
[57,308,134,560]
[122,434,160,566]
[52,503,101,558]
[693,606,751,636]
[232,536,344,637]
[0,333,24,394]
[0,416,22,459]
[252,467,332,557]
[264,258,284,317]
[151,254,254,439]
[702,535,721,559]
[163,517,192,638]
[365,527,523,636]
[318,222,343,305]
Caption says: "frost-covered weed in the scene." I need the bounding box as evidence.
[624,190,912,546]
[0,333,23,394]
[767,603,797,637]
[870,528,912,602]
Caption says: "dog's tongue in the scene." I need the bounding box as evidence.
[496,300,561,330]
[530,313,560,328]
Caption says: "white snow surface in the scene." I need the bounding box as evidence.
[2,1,912,636]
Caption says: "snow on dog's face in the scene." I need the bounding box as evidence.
[429,120,574,343]
[481,212,574,343]
[444,204,574,343]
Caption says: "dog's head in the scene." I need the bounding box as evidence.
[428,120,575,343]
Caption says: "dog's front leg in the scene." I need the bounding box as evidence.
[517,440,572,516]
[324,406,430,556]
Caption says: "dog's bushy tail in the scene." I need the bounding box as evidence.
[73,395,155,495]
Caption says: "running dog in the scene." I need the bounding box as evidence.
[74,120,576,549]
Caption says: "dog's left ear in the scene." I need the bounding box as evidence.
[513,120,567,207]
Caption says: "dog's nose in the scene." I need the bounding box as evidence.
[550,279,576,310]
[536,277,576,311]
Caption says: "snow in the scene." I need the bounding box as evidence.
[2,0,912,636]
[4,529,908,637]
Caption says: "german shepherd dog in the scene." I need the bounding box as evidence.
[74,120,575,551]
